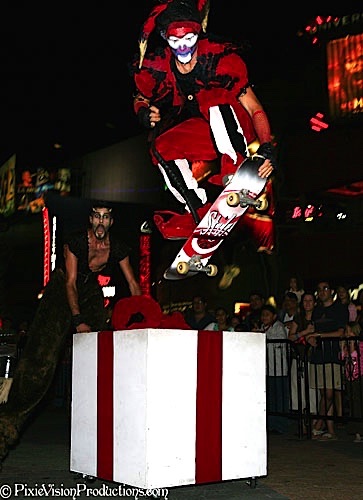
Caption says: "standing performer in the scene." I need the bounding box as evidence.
[0,202,141,462]
[130,0,277,271]
[64,203,141,333]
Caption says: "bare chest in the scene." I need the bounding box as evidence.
[88,240,110,272]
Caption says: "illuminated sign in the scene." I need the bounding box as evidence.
[289,204,323,222]
[302,14,363,44]
[327,33,363,120]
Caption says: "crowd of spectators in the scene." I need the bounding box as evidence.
[183,277,363,441]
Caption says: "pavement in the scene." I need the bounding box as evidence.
[1,403,363,500]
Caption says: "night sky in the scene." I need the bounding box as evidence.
[0,4,360,169]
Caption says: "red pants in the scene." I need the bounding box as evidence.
[153,117,242,184]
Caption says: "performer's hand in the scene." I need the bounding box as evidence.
[258,158,274,178]
[256,142,277,171]
[149,105,161,128]
[137,105,160,129]
[75,322,92,334]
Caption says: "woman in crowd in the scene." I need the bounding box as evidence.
[288,292,318,424]
[205,307,234,332]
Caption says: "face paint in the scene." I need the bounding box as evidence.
[90,209,113,240]
[167,32,199,64]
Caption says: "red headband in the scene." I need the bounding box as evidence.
[166,21,201,38]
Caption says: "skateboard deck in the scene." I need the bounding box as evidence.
[164,155,267,280]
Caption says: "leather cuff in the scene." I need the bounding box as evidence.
[71,314,84,328]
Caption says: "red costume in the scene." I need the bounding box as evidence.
[133,39,256,177]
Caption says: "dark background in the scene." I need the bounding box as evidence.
[0,4,359,169]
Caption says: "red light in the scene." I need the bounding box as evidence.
[304,206,315,218]
[309,112,329,132]
[42,207,50,287]
[292,206,302,219]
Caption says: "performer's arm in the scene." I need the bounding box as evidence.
[119,256,142,296]
[64,244,92,333]
[238,86,277,178]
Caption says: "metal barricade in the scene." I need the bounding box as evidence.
[267,337,363,439]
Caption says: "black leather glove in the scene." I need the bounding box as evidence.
[256,142,277,170]
[137,106,153,129]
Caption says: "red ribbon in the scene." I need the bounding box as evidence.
[195,330,223,483]
[97,331,114,481]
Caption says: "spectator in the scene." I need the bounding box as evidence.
[307,280,349,441]
[230,314,242,330]
[340,321,363,442]
[240,290,265,331]
[260,304,289,434]
[205,307,234,332]
[356,288,363,312]
[284,276,305,303]
[336,284,357,322]
[356,288,363,330]
[288,292,318,422]
[184,295,215,330]
[278,292,299,335]
[288,292,316,346]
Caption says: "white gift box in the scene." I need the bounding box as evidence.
[70,329,266,489]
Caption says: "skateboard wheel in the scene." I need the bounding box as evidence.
[226,192,240,207]
[206,264,218,277]
[176,261,189,275]
[256,194,268,211]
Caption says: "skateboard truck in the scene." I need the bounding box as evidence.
[176,255,218,277]
[227,189,268,211]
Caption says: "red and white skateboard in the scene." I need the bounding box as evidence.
[164,155,268,280]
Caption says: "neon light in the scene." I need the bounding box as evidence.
[292,206,302,219]
[42,207,51,287]
[51,216,57,271]
[309,112,329,131]
[304,205,315,218]
[140,222,152,297]
[310,117,329,129]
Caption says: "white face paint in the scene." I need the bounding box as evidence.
[167,33,199,64]
[90,209,113,240]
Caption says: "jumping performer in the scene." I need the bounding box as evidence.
[0,202,141,462]
[130,0,277,273]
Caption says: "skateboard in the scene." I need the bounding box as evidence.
[163,155,268,280]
